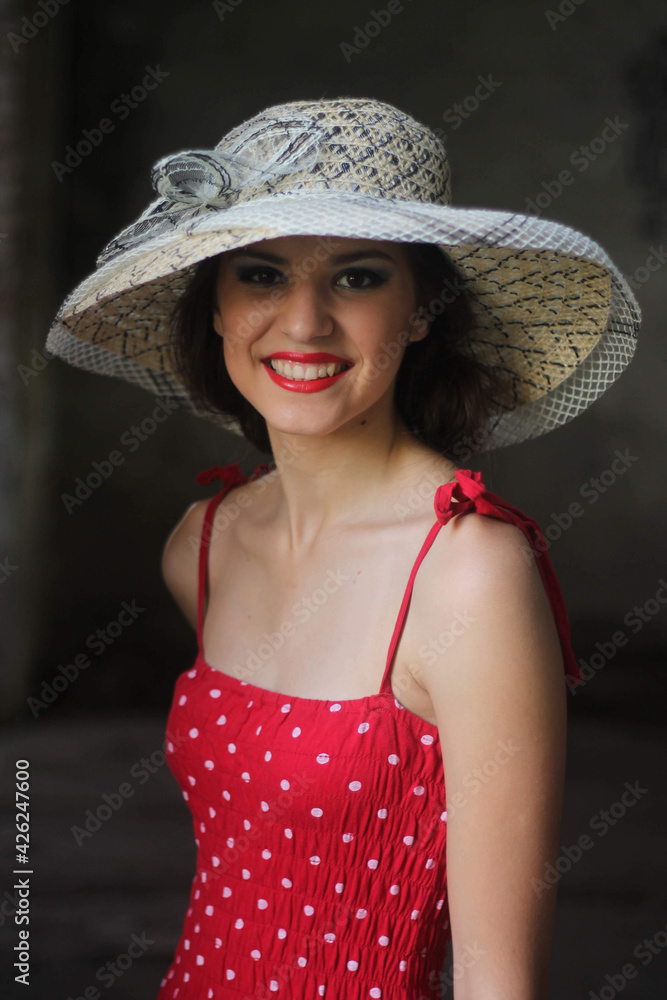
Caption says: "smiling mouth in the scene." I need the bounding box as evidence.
[265,359,352,381]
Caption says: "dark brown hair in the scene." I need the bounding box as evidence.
[166,243,512,462]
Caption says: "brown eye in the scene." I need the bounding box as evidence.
[337,268,387,289]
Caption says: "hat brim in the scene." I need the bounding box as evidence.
[46,189,641,451]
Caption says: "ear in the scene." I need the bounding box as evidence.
[212,308,224,339]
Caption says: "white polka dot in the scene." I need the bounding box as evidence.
[292,727,301,737]
[280,703,291,713]
[227,743,236,753]
[223,886,232,897]
[270,981,279,992]
[367,858,379,869]
[205,905,214,916]
[189,727,199,738]
[440,810,447,821]
[226,969,235,980]
[358,722,369,733]
[399,960,407,971]
[413,785,425,796]
[304,904,314,916]
[318,988,326,997]
[342,832,354,843]
[324,931,336,943]
[387,754,399,765]
[421,733,434,745]
[241,771,250,782]
[184,972,190,981]
[297,956,307,967]
[187,668,196,678]
[222,790,231,801]
[356,908,368,919]
[278,928,287,939]
[187,775,196,786]
[330,703,341,712]
[258,898,268,909]
[265,750,272,761]
[426,858,435,869]
[178,695,187,706]
[243,818,251,830]
[196,954,204,965]
[280,779,290,790]
[242,869,251,880]
[284,827,293,838]
[347,960,359,970]
[311,807,323,817]
[316,753,330,764]
[403,835,414,846]
[167,741,174,752]
[281,877,292,889]
[216,715,226,725]
[378,935,389,946]
[182,790,189,800]
[310,855,321,865]
[411,909,420,920]
[389,884,399,895]
[212,856,220,867]
[370,989,382,998]
[226,837,234,848]
[251,949,261,960]
[201,873,207,883]
[436,898,445,910]
[215,938,222,948]
[335,882,344,892]
[261,800,270,812]
[348,780,362,792]
[377,808,388,819]
[209,806,216,818]
[234,918,243,929]
[262,849,272,860]
[199,822,206,833]
[209,689,221,698]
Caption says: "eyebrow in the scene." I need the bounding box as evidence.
[229,248,397,265]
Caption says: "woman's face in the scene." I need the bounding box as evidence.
[211,235,428,440]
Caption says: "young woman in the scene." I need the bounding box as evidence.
[45,97,640,1000]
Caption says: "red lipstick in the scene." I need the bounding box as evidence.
[261,352,353,394]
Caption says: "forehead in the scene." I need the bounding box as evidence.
[227,235,409,264]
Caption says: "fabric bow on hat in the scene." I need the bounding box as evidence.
[96,116,324,266]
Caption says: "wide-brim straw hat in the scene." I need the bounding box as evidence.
[45,96,641,452]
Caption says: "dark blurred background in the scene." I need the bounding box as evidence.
[0,0,665,997]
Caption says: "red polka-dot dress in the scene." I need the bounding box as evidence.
[157,463,583,999]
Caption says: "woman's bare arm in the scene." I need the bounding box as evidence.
[419,513,568,1000]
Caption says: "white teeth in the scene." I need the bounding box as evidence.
[268,359,349,380]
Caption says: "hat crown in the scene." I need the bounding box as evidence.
[210,97,452,208]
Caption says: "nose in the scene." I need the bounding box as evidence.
[274,274,334,343]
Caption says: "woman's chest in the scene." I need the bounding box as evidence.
[201,518,443,725]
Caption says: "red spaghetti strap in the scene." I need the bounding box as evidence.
[194,461,275,652]
[381,469,584,694]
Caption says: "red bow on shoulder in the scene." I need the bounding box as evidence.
[434,469,486,524]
